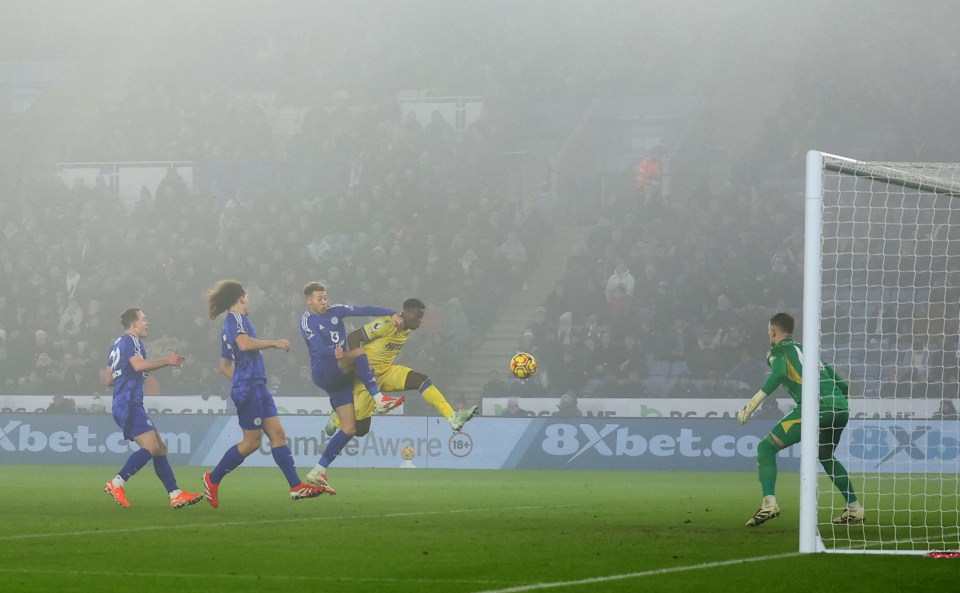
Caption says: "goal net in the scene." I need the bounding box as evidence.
[803,151,960,555]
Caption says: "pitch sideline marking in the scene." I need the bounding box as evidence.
[0,505,567,542]
[469,552,803,593]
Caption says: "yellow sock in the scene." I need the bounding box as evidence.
[421,382,455,420]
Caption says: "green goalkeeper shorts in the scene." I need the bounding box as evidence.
[768,406,850,454]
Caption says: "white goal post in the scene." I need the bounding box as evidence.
[802,150,960,555]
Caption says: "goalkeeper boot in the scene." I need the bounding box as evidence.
[832,507,865,525]
[374,394,406,414]
[202,472,220,509]
[104,481,130,508]
[290,482,327,500]
[450,405,479,432]
[305,469,337,496]
[746,504,781,527]
[324,411,339,437]
[170,490,204,509]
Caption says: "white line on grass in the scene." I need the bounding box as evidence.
[469,552,803,593]
[0,505,567,542]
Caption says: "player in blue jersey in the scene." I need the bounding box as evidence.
[202,280,328,508]
[298,281,403,491]
[102,307,203,509]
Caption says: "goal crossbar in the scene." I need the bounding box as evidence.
[822,153,960,198]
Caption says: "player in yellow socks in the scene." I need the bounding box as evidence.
[322,298,477,441]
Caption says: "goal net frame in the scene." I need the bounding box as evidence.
[802,150,960,555]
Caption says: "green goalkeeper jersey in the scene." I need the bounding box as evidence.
[760,337,849,411]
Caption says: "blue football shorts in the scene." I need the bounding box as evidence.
[231,380,279,430]
[112,401,156,440]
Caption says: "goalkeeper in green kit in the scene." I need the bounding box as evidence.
[738,312,865,527]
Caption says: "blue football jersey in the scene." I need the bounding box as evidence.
[107,333,146,405]
[222,311,266,385]
[300,304,395,370]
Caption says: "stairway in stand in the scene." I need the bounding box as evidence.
[449,224,588,407]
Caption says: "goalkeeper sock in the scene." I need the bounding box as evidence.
[420,380,455,421]
[821,455,858,504]
[757,437,779,497]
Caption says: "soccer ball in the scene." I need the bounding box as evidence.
[400,445,416,461]
[510,352,537,379]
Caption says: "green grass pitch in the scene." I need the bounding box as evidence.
[0,466,956,593]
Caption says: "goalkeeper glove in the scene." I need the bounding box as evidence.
[737,390,768,425]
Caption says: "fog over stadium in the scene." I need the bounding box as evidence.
[1,0,959,407]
